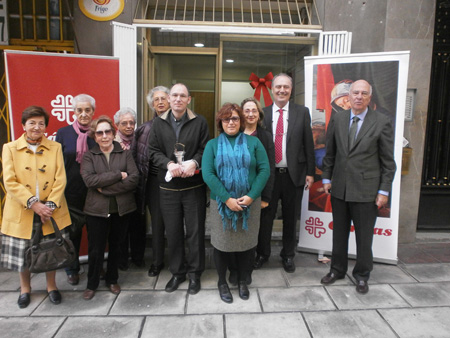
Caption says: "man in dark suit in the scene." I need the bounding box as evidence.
[320,79,396,294]
[254,73,315,273]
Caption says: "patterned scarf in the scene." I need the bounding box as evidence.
[117,130,133,150]
[72,120,90,163]
[215,132,251,231]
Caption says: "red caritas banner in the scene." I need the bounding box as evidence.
[5,50,120,140]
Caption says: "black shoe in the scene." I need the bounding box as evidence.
[218,283,233,303]
[148,263,164,277]
[282,257,296,273]
[188,278,201,295]
[321,272,345,285]
[356,280,369,294]
[18,293,30,309]
[238,282,250,300]
[165,276,186,293]
[253,255,268,269]
[228,270,238,286]
[48,290,62,305]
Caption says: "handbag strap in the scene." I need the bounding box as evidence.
[31,217,64,246]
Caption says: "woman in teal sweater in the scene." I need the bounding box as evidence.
[202,103,270,304]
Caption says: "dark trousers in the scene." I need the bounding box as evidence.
[330,196,378,281]
[147,174,165,266]
[86,213,128,290]
[160,185,206,279]
[119,210,145,265]
[65,206,86,275]
[258,170,303,259]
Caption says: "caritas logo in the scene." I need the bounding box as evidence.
[94,0,110,4]
[328,221,393,236]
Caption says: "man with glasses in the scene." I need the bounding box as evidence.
[149,83,209,294]
[320,80,396,294]
[255,73,315,273]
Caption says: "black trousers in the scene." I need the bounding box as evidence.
[160,185,206,279]
[147,174,165,266]
[119,210,144,265]
[330,196,378,281]
[86,213,128,290]
[214,248,255,285]
[65,206,86,275]
[258,170,303,259]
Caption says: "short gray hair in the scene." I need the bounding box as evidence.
[114,107,137,124]
[72,94,96,111]
[146,86,170,112]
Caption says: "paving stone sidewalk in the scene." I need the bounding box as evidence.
[1,234,450,337]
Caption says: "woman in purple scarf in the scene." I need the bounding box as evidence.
[55,94,96,286]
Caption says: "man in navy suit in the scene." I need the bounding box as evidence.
[254,73,315,273]
[320,79,396,294]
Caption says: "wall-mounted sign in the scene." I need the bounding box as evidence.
[79,0,124,22]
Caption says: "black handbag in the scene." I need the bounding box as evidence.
[25,217,77,273]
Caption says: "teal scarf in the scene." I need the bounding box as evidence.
[215,132,251,231]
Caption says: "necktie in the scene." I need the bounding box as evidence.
[275,109,284,163]
[348,116,360,150]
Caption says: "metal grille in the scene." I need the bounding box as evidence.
[422,0,450,187]
[8,0,74,48]
[135,0,321,29]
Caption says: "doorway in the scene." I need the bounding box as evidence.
[152,53,217,138]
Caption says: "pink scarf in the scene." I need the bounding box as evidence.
[72,120,90,163]
[117,130,133,150]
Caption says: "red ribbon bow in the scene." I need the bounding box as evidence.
[249,72,274,106]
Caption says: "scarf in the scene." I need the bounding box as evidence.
[72,120,90,163]
[215,132,251,231]
[117,130,133,150]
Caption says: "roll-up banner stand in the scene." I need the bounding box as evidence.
[5,50,120,257]
[298,51,410,264]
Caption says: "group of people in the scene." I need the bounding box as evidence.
[1,73,395,308]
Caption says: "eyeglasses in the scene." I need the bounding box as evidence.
[170,93,189,100]
[244,109,259,115]
[95,129,113,137]
[222,117,240,124]
[119,121,136,127]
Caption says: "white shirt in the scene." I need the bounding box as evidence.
[272,102,289,168]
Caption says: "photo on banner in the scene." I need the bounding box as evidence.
[299,52,410,264]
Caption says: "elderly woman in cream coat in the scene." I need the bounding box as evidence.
[1,106,71,309]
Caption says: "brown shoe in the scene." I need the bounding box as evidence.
[83,289,95,300]
[321,272,345,285]
[356,280,369,294]
[67,274,79,286]
[108,283,121,295]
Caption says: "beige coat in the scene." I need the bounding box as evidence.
[1,134,71,239]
